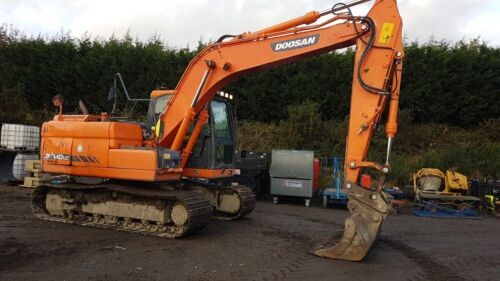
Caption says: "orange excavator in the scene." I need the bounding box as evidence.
[34,0,404,261]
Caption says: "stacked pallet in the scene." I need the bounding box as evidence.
[20,160,50,188]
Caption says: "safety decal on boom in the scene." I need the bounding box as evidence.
[378,23,394,44]
[271,34,320,52]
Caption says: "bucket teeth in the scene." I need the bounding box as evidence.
[313,183,388,261]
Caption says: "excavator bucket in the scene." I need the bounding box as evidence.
[313,182,389,261]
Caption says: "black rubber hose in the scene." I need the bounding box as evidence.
[216,34,236,43]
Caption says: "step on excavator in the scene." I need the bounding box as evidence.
[34,0,404,261]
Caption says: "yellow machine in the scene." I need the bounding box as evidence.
[485,195,500,217]
[412,168,479,203]
[483,181,500,217]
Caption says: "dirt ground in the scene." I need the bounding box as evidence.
[0,184,499,281]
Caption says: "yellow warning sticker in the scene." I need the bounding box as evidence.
[378,23,394,44]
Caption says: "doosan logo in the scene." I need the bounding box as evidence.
[271,35,320,52]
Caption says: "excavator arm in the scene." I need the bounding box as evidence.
[156,0,403,261]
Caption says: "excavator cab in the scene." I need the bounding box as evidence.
[107,79,238,174]
[146,90,236,171]
[146,90,174,133]
[186,98,236,170]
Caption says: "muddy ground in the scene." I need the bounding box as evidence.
[0,184,499,281]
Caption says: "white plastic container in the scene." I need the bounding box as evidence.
[12,153,39,180]
[0,124,40,151]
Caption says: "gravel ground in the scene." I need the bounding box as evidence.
[0,183,499,281]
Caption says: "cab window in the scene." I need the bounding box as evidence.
[211,101,232,140]
[154,94,172,116]
[147,94,172,129]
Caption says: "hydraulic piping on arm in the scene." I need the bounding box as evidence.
[313,0,404,261]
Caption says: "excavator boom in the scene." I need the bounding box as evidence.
[153,0,403,261]
[156,0,403,180]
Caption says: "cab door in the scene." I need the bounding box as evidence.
[186,98,236,169]
[211,99,236,168]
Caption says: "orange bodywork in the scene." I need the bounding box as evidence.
[42,0,403,185]
[42,118,180,181]
[182,168,236,179]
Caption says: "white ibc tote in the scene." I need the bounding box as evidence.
[0,124,40,151]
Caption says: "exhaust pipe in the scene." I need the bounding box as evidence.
[313,182,388,261]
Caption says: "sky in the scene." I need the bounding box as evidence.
[1,0,499,48]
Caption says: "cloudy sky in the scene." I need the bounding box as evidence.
[1,0,499,48]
